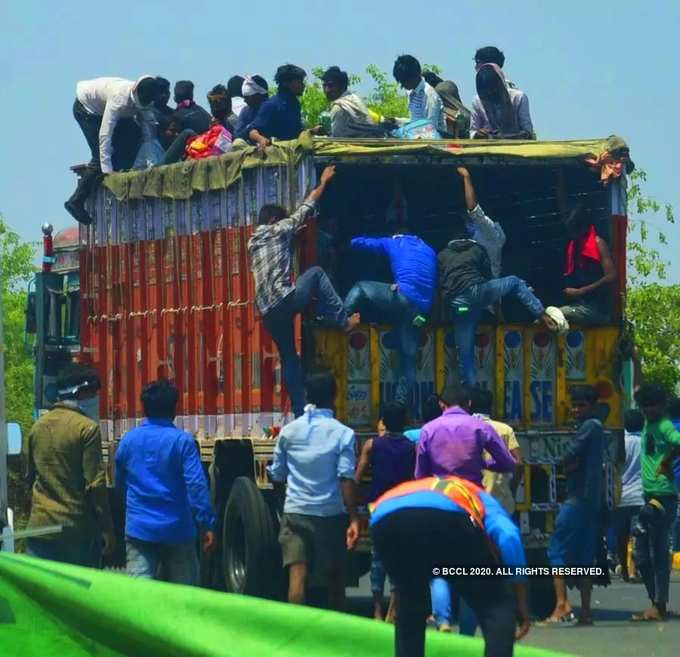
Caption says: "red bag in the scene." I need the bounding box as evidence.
[185,125,233,160]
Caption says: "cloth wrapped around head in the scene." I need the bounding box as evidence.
[242,75,268,97]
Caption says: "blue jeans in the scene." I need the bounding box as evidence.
[126,537,199,586]
[344,281,420,408]
[370,547,393,594]
[634,495,677,606]
[263,266,347,417]
[450,276,545,385]
[431,578,478,635]
[26,535,100,568]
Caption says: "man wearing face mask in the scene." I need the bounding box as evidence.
[25,364,115,567]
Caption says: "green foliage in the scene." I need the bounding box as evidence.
[627,284,680,393]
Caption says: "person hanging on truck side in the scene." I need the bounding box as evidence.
[248,165,360,417]
[115,379,216,586]
[65,75,164,224]
[269,370,360,611]
[25,364,115,567]
[438,211,567,386]
[559,208,617,326]
[344,217,437,410]
[544,385,605,626]
[370,476,530,657]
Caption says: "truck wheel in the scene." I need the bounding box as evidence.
[222,476,277,597]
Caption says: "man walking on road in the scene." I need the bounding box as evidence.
[115,379,216,585]
[25,364,114,566]
[269,370,360,610]
[248,165,359,417]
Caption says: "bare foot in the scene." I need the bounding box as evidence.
[546,603,573,620]
[345,312,360,331]
[632,606,666,621]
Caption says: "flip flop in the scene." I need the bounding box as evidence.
[536,612,577,627]
[631,612,665,622]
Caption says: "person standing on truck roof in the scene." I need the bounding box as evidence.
[371,476,530,657]
[248,165,360,418]
[268,370,360,610]
[559,209,617,326]
[65,75,164,224]
[344,224,437,410]
[392,54,446,135]
[355,401,415,621]
[614,409,645,582]
[173,80,212,134]
[249,64,311,150]
[438,214,567,386]
[470,64,535,140]
[544,385,604,626]
[630,384,680,622]
[25,364,115,567]
[115,379,216,586]
[233,76,270,141]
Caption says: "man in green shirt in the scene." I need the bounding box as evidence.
[26,364,114,566]
[632,384,680,621]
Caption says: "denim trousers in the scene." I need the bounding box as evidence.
[264,266,347,417]
[344,281,420,408]
[431,577,479,634]
[126,537,199,586]
[450,276,544,385]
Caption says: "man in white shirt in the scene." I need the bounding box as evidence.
[392,55,446,135]
[66,75,162,224]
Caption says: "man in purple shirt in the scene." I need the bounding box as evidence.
[416,384,516,485]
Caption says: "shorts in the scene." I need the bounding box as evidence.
[548,499,598,568]
[279,513,347,580]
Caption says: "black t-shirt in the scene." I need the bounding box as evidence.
[174,102,212,134]
[438,239,492,301]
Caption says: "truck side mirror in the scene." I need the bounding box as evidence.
[7,423,22,456]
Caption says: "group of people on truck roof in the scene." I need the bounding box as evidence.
[248,163,616,418]
[64,47,535,225]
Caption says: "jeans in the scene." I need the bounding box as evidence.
[370,547,393,594]
[431,578,478,635]
[263,266,347,417]
[450,276,544,385]
[126,537,199,586]
[26,535,100,568]
[634,495,677,605]
[161,129,197,165]
[344,281,420,408]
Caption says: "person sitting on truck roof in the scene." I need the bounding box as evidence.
[206,84,234,133]
[559,209,617,325]
[65,75,163,224]
[355,401,415,621]
[227,75,248,124]
[153,77,173,118]
[344,221,437,411]
[233,75,270,141]
[392,54,446,135]
[544,385,604,626]
[320,66,388,138]
[474,46,519,90]
[247,165,360,418]
[173,80,212,134]
[470,64,535,140]
[438,219,566,386]
[25,364,115,567]
[249,64,308,150]
[268,370,360,611]
[370,475,530,657]
[115,379,216,586]
[422,71,471,139]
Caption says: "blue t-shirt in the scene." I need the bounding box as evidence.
[250,90,302,140]
[115,419,215,544]
[350,235,438,313]
[234,104,259,141]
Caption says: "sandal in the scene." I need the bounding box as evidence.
[536,612,577,627]
[631,610,665,622]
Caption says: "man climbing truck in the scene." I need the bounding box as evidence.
[28,135,631,614]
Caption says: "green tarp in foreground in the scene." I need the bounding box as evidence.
[0,553,575,657]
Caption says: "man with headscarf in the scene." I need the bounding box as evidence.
[474,46,519,90]
[470,64,535,140]
[422,71,471,139]
[320,66,388,138]
[65,75,163,224]
[234,75,270,141]
[249,64,307,150]
[173,80,212,134]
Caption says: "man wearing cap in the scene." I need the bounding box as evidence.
[249,64,307,149]
[234,75,270,141]
[25,364,115,566]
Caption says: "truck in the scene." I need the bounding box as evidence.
[28,135,632,614]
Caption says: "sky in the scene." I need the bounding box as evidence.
[2,0,679,282]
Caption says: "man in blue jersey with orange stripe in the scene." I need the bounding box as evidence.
[370,476,530,657]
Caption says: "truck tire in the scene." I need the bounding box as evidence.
[222,476,277,597]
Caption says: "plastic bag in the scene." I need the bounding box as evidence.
[391,119,442,140]
[185,125,233,160]
[133,140,166,169]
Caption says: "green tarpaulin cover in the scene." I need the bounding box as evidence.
[0,553,576,657]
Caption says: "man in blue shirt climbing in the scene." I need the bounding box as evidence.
[345,223,437,411]
[115,379,216,585]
